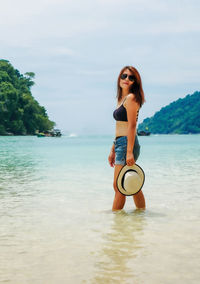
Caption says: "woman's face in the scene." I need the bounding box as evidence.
[119,68,134,90]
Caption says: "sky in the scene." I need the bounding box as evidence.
[0,0,200,135]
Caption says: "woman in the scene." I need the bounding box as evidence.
[108,66,146,211]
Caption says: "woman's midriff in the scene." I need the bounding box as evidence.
[115,121,129,137]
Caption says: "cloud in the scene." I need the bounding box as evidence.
[1,0,200,42]
[27,46,76,57]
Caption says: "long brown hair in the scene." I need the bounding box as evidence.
[117,66,145,107]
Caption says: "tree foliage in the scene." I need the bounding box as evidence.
[0,59,55,135]
[138,91,200,134]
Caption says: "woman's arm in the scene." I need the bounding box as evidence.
[125,94,139,166]
[108,142,115,167]
[110,142,115,153]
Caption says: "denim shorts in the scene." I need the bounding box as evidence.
[113,136,140,166]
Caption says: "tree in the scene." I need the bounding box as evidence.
[0,59,55,135]
[138,91,200,134]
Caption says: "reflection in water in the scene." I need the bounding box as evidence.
[92,210,146,283]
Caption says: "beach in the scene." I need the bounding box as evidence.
[0,134,200,283]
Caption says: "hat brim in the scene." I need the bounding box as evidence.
[117,164,145,196]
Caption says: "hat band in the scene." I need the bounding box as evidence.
[121,169,137,191]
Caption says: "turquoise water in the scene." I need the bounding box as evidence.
[0,135,200,283]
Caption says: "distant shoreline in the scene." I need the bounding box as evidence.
[1,133,200,137]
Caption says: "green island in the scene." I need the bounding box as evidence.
[0,59,55,135]
[138,91,200,134]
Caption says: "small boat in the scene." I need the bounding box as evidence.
[36,129,62,137]
[37,133,46,137]
[137,130,151,136]
[49,129,62,137]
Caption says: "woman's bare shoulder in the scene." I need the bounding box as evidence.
[127,93,136,101]
[124,93,139,107]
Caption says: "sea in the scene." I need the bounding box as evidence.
[0,134,200,284]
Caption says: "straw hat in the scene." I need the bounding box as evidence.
[117,164,145,196]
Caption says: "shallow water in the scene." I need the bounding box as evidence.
[0,135,200,283]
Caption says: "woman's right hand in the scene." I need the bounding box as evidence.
[108,151,115,167]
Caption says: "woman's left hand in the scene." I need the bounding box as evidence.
[126,152,135,166]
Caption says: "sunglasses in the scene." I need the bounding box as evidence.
[120,73,134,82]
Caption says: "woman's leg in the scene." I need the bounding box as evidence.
[112,164,126,211]
[133,190,146,209]
[133,136,146,209]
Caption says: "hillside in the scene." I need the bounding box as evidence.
[138,91,200,134]
[0,59,55,135]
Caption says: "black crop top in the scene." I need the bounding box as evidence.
[113,103,128,121]
[113,97,139,122]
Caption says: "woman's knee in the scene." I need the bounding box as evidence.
[133,190,146,209]
[113,182,126,200]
